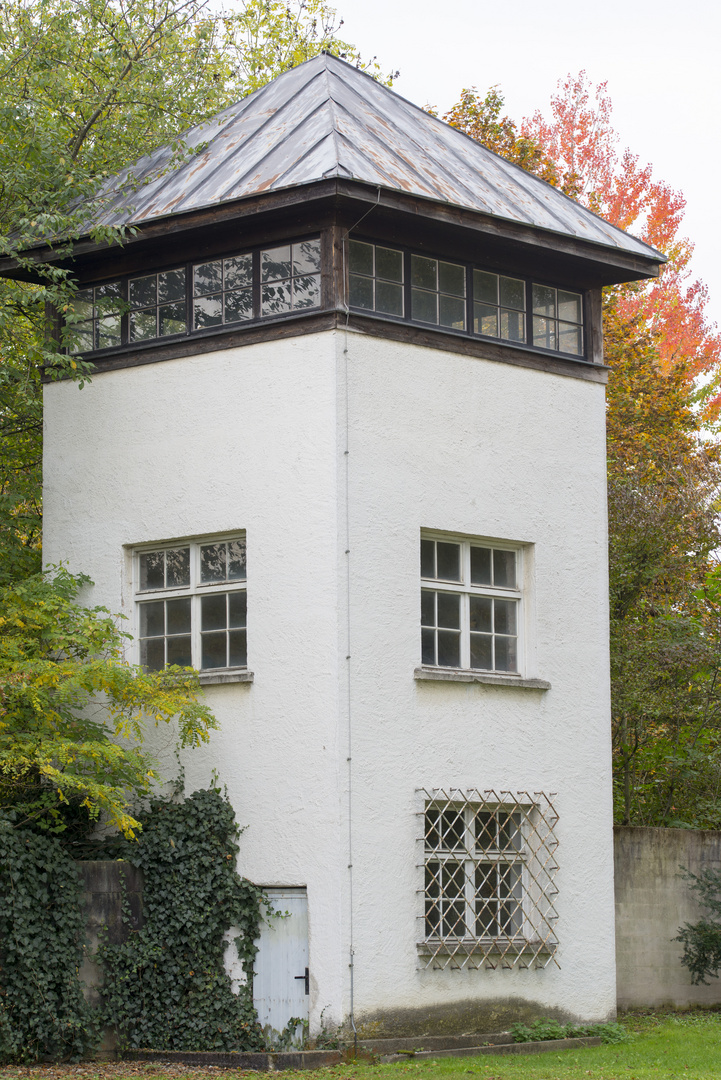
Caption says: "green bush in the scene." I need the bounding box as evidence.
[0,818,97,1062]
[100,786,266,1051]
[510,1018,627,1044]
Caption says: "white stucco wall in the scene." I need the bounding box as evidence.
[43,326,614,1034]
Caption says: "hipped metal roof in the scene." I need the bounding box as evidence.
[86,53,660,265]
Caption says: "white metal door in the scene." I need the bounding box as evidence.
[253,887,308,1043]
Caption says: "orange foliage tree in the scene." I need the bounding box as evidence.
[445,75,721,414]
[521,73,721,405]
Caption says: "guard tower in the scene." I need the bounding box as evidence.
[36,55,661,1037]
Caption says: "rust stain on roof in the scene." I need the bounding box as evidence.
[85,54,663,265]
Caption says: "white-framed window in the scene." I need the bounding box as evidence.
[420,533,522,673]
[418,788,559,971]
[134,535,247,672]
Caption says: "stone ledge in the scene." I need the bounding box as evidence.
[122,1048,343,1070]
[414,666,550,690]
[198,669,254,686]
[380,1036,602,1062]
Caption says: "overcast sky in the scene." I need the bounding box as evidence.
[336,0,720,331]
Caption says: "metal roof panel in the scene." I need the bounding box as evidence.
[84,53,663,266]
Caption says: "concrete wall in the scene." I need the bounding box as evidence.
[44,326,615,1034]
[615,826,721,1009]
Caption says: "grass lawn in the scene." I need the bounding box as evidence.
[1,1013,720,1080]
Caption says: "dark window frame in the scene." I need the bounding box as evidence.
[348,237,588,361]
[66,234,323,358]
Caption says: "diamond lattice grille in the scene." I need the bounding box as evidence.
[417,788,559,970]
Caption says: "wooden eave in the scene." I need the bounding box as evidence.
[0,179,662,291]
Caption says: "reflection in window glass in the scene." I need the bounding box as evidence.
[261,239,321,316]
[193,253,253,329]
[129,268,186,341]
[70,282,124,353]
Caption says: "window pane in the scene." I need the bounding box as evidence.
[533,315,555,350]
[159,302,186,337]
[165,548,190,588]
[349,274,373,309]
[420,539,435,579]
[96,280,123,301]
[292,239,321,275]
[499,812,523,851]
[141,637,165,671]
[437,592,460,629]
[421,588,435,626]
[499,276,525,311]
[558,321,583,355]
[473,270,497,305]
[470,546,492,585]
[200,542,227,583]
[558,290,582,323]
[262,281,292,315]
[140,600,165,637]
[202,593,227,632]
[470,633,492,670]
[96,315,122,349]
[421,627,436,665]
[439,261,465,297]
[129,276,156,309]
[500,308,526,343]
[261,246,291,282]
[439,294,465,330]
[167,635,192,667]
[375,280,404,316]
[224,255,253,291]
[229,629,247,667]
[228,590,247,627]
[469,595,492,633]
[436,541,461,581]
[411,289,438,324]
[437,629,460,667]
[349,240,373,276]
[376,246,403,282]
[224,288,253,323]
[74,326,94,353]
[532,284,555,317]
[140,551,165,590]
[292,274,320,309]
[411,256,437,291]
[130,309,156,341]
[202,631,227,669]
[474,303,497,337]
[494,599,517,635]
[166,597,191,635]
[227,540,247,580]
[159,269,185,303]
[493,549,516,588]
[73,289,94,319]
[194,262,223,296]
[494,635,517,672]
[439,809,464,849]
[476,810,496,849]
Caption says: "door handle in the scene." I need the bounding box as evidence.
[294,966,309,994]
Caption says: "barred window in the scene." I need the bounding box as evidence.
[419,788,559,970]
[135,535,247,672]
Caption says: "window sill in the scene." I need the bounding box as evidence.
[198,669,254,686]
[414,666,550,690]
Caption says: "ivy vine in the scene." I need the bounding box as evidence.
[100,786,266,1052]
[0,818,97,1063]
